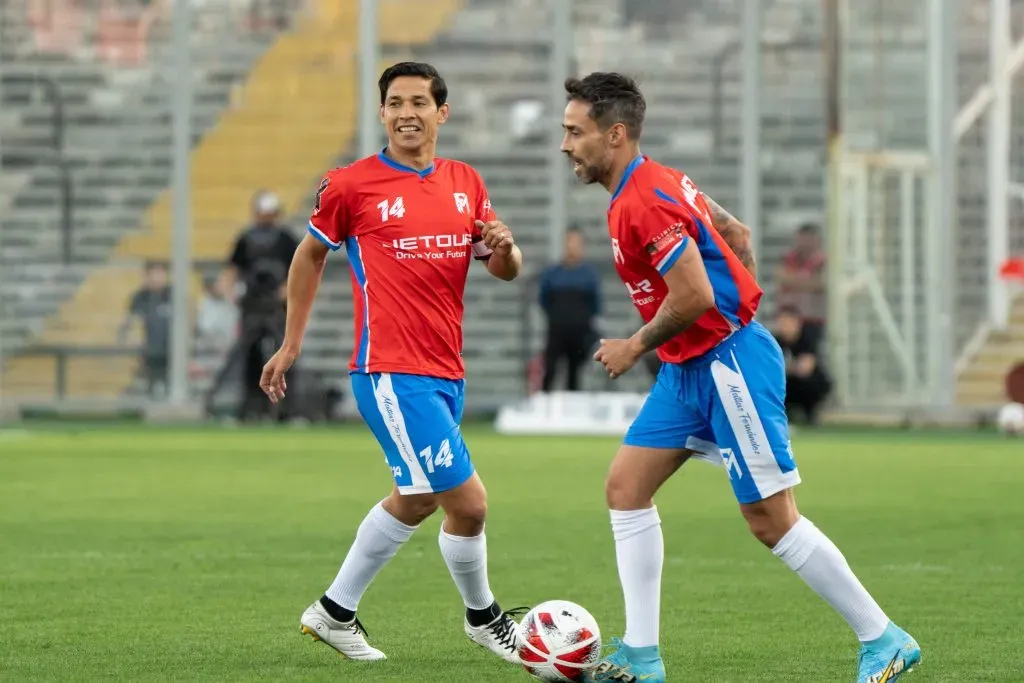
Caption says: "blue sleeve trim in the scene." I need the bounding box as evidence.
[307,222,341,251]
[656,236,689,275]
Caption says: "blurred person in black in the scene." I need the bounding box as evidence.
[538,227,602,391]
[773,304,832,425]
[118,260,172,399]
[214,190,299,421]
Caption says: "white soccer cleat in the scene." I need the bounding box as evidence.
[464,609,523,664]
[299,601,386,661]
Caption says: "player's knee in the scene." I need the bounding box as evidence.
[443,499,487,536]
[437,477,488,535]
[605,470,651,511]
[741,489,800,547]
[384,491,439,526]
[745,512,786,547]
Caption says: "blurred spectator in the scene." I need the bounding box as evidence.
[95,0,166,67]
[773,304,832,426]
[776,222,827,335]
[196,274,238,351]
[27,0,87,57]
[539,228,602,392]
[213,190,298,421]
[118,260,171,399]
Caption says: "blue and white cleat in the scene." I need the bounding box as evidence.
[857,622,921,683]
[582,638,666,683]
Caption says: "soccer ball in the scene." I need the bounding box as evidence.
[517,600,602,682]
[996,402,1024,435]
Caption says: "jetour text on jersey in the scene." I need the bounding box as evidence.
[388,233,474,260]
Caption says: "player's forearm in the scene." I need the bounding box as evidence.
[486,245,522,281]
[631,291,714,353]
[703,193,757,278]
[281,240,327,354]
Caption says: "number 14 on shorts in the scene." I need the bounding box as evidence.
[419,438,454,474]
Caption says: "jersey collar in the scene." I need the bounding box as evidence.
[377,147,435,178]
[609,155,645,205]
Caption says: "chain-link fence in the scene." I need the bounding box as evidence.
[951,0,1024,408]
[1,0,328,417]
[1,0,1016,422]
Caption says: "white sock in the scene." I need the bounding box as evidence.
[438,528,495,610]
[325,501,416,611]
[772,516,890,642]
[611,506,663,649]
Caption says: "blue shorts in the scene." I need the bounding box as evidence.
[350,372,474,496]
[624,321,801,504]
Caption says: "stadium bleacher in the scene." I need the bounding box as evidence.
[1,0,462,401]
[1,0,1021,413]
[0,0,280,398]
[246,0,834,408]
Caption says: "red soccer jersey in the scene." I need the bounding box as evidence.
[307,151,495,380]
[607,155,762,364]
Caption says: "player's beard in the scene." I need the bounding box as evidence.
[571,157,605,185]
[568,145,615,186]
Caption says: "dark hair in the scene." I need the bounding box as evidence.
[378,62,448,107]
[144,259,168,272]
[776,304,803,318]
[798,222,819,235]
[564,72,646,139]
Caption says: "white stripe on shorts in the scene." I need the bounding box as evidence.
[709,352,800,500]
[684,436,724,468]
[372,373,432,494]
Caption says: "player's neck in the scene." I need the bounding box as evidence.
[603,146,643,194]
[383,144,436,172]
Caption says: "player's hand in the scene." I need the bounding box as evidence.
[260,347,298,404]
[476,220,515,256]
[594,338,645,379]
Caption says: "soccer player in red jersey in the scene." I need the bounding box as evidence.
[259,62,524,664]
[561,73,920,683]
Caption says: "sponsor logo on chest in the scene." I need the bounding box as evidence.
[375,190,474,261]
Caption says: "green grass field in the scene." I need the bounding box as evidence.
[2,425,1023,682]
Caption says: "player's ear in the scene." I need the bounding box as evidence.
[608,122,627,148]
[437,103,450,125]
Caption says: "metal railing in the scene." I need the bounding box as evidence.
[13,153,74,263]
[0,73,65,151]
[1,73,74,263]
[9,345,142,399]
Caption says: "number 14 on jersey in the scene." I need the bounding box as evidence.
[377,196,406,222]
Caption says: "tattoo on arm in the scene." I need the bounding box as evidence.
[703,193,736,229]
[702,193,757,277]
[638,306,699,352]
